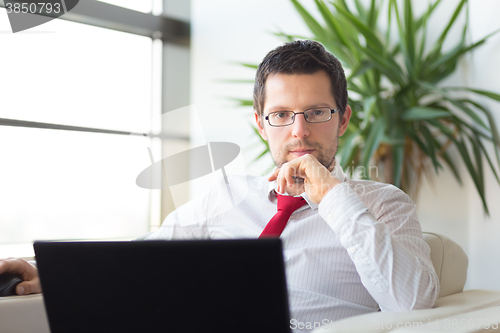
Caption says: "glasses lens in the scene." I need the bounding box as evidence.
[268,111,294,126]
[304,108,332,123]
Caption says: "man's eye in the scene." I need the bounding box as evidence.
[274,112,288,118]
[312,110,324,116]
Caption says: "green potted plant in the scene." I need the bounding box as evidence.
[234,0,500,214]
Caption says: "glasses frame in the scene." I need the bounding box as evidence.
[264,107,341,127]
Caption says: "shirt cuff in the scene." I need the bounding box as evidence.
[318,182,371,234]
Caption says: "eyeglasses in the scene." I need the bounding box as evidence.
[264,107,340,127]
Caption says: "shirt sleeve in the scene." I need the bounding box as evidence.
[318,182,440,311]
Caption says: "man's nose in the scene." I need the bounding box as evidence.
[291,113,310,138]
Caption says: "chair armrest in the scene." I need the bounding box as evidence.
[0,294,50,333]
[390,305,500,332]
[312,290,500,333]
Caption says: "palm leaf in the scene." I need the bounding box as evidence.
[361,118,386,170]
[401,107,452,121]
[414,0,441,31]
[227,97,253,107]
[470,133,484,193]
[392,142,404,187]
[427,119,489,213]
[239,63,259,69]
[425,27,500,82]
[448,87,500,102]
[359,45,405,86]
[424,0,467,66]
[477,137,500,186]
[403,0,416,76]
[338,130,360,168]
[436,0,467,47]
[367,0,380,29]
[332,3,384,53]
[418,124,442,172]
[435,139,462,185]
[314,0,353,51]
[352,0,367,22]
[273,31,312,42]
[455,136,489,214]
[415,1,434,75]
[348,60,374,81]
[456,98,500,172]
[290,0,327,40]
[445,98,489,130]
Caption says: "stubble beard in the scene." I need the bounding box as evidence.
[270,135,339,172]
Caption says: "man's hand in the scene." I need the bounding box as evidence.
[0,258,41,295]
[268,154,341,204]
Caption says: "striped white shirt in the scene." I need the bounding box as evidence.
[145,160,440,332]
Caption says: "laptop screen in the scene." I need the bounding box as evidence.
[34,239,291,333]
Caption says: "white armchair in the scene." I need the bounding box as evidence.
[313,232,500,332]
[425,231,468,298]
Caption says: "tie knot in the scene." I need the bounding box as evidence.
[276,194,306,213]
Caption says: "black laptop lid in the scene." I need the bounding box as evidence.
[34,239,291,333]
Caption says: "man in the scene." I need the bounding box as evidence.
[0,40,439,332]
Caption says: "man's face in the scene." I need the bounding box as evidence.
[254,70,351,171]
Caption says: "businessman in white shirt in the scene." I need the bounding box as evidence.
[0,40,439,332]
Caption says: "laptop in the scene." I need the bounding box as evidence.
[34,239,291,333]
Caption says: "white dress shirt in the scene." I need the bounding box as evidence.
[144,160,440,332]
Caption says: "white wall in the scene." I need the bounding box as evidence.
[465,0,500,290]
[191,0,500,290]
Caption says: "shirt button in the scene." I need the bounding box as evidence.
[348,247,356,253]
[327,214,333,221]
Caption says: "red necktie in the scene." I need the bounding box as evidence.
[259,194,306,238]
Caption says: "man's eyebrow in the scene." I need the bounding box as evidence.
[266,104,333,112]
[266,106,291,112]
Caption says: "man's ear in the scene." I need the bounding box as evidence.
[254,110,268,141]
[338,105,352,137]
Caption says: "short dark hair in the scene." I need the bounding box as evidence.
[253,40,348,119]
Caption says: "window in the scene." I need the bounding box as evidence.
[98,0,153,13]
[0,2,190,257]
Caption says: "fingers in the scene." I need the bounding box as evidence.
[16,278,42,295]
[0,258,41,295]
[268,167,290,194]
[0,258,31,277]
[268,154,326,194]
[267,167,280,182]
[281,163,298,190]
[0,258,17,272]
[268,156,312,194]
[275,161,306,194]
[0,258,15,275]
[267,154,341,202]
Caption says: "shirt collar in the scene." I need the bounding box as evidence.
[266,157,348,210]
